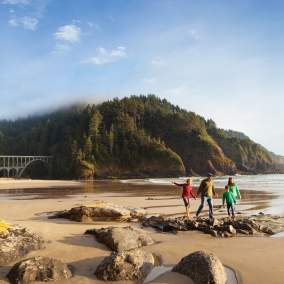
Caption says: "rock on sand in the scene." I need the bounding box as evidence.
[85,226,154,252]
[51,201,146,222]
[0,226,44,265]
[7,256,72,284]
[95,249,155,281]
[173,250,227,284]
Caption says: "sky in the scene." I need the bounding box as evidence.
[0,0,284,154]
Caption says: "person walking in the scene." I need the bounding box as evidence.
[228,177,241,201]
[172,178,196,219]
[196,173,216,219]
[222,185,236,220]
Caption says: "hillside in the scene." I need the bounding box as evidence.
[0,95,282,178]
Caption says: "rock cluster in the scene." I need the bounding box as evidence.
[7,256,72,284]
[85,226,154,252]
[0,226,44,265]
[95,249,155,281]
[141,214,284,237]
[50,201,146,222]
[173,250,227,284]
[89,225,156,281]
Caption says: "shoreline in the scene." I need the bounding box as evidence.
[0,178,83,191]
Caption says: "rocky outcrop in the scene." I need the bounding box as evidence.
[140,214,284,237]
[0,226,44,265]
[50,201,146,222]
[173,250,226,284]
[7,256,72,284]
[85,226,154,252]
[95,249,155,281]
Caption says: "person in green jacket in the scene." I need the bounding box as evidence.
[222,185,236,219]
[228,177,241,201]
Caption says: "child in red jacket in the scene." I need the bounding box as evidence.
[173,178,196,219]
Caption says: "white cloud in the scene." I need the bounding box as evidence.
[151,58,166,66]
[1,0,30,4]
[21,16,38,30]
[8,18,17,26]
[54,24,81,43]
[83,46,127,65]
[8,16,38,31]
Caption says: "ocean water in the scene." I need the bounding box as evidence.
[121,174,284,215]
[120,174,284,193]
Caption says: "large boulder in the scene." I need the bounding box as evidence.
[85,226,154,252]
[95,249,155,281]
[172,250,227,284]
[7,256,72,284]
[0,226,44,265]
[51,201,146,222]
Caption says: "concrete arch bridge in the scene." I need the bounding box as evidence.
[0,156,52,178]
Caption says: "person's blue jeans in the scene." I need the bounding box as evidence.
[227,203,235,217]
[196,195,213,219]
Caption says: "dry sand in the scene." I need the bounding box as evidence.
[0,179,283,284]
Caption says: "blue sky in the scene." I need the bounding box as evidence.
[0,0,284,154]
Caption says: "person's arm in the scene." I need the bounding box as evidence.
[172,182,184,187]
[212,184,217,197]
[197,182,203,196]
[236,185,241,199]
[233,195,236,204]
[222,193,226,206]
[190,187,197,199]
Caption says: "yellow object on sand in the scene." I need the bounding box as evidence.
[0,219,10,233]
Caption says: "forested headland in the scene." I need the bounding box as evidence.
[0,95,283,179]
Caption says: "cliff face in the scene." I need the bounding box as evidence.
[208,127,282,173]
[0,95,282,178]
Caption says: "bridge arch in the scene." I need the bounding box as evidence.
[18,159,49,178]
[0,156,52,178]
[0,168,9,177]
[9,168,18,177]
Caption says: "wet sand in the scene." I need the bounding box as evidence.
[0,179,283,283]
[0,178,82,190]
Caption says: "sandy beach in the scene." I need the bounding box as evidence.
[0,179,284,284]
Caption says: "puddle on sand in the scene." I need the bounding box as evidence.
[271,231,284,238]
[144,266,172,283]
[144,265,238,284]
[224,266,239,284]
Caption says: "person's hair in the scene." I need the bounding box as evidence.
[225,185,229,190]
[186,178,192,185]
[228,177,235,186]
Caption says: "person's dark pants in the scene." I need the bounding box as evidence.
[227,203,235,217]
[196,195,213,219]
